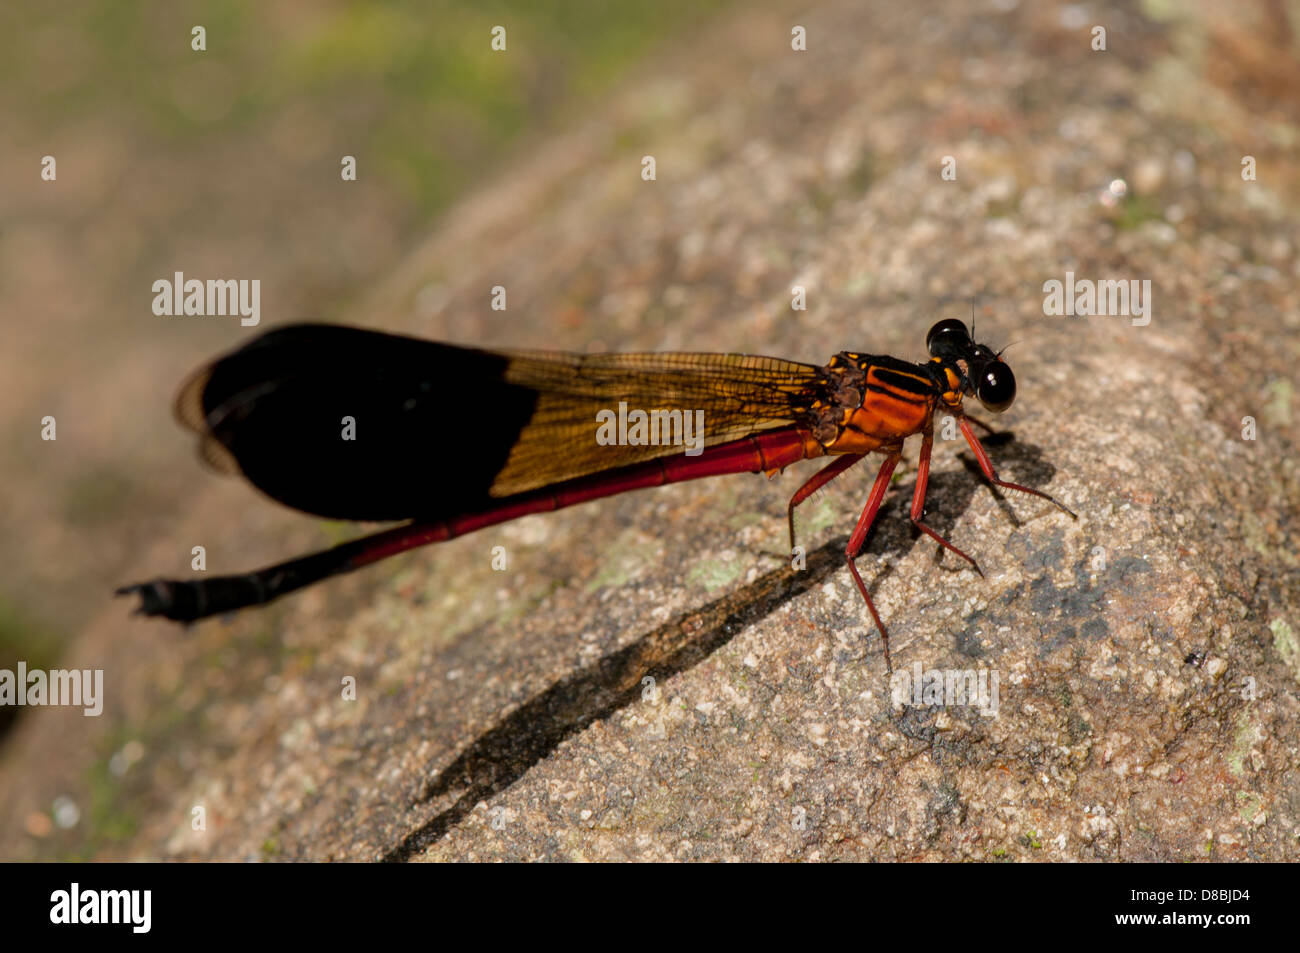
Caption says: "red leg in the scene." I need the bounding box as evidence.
[845,452,901,673]
[958,416,1077,518]
[785,453,866,552]
[910,431,983,576]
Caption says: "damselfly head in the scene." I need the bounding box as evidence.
[925,318,972,358]
[925,318,1017,413]
[969,351,1015,413]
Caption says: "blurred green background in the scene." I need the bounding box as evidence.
[0,0,729,739]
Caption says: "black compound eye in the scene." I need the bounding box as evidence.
[976,360,1016,412]
[926,318,971,357]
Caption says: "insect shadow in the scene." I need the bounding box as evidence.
[381,435,1060,861]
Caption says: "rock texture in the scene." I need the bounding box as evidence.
[2,0,1298,861]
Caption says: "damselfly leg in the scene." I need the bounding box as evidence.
[845,451,902,672]
[784,453,866,554]
[909,429,983,576]
[957,415,1076,519]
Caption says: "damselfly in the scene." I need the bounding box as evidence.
[119,319,1075,670]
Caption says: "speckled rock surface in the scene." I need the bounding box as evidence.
[2,0,1298,861]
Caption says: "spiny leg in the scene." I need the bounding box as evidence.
[845,451,902,673]
[910,430,983,577]
[785,453,866,553]
[957,415,1077,519]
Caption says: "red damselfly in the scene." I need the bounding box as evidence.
[119,319,1075,670]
